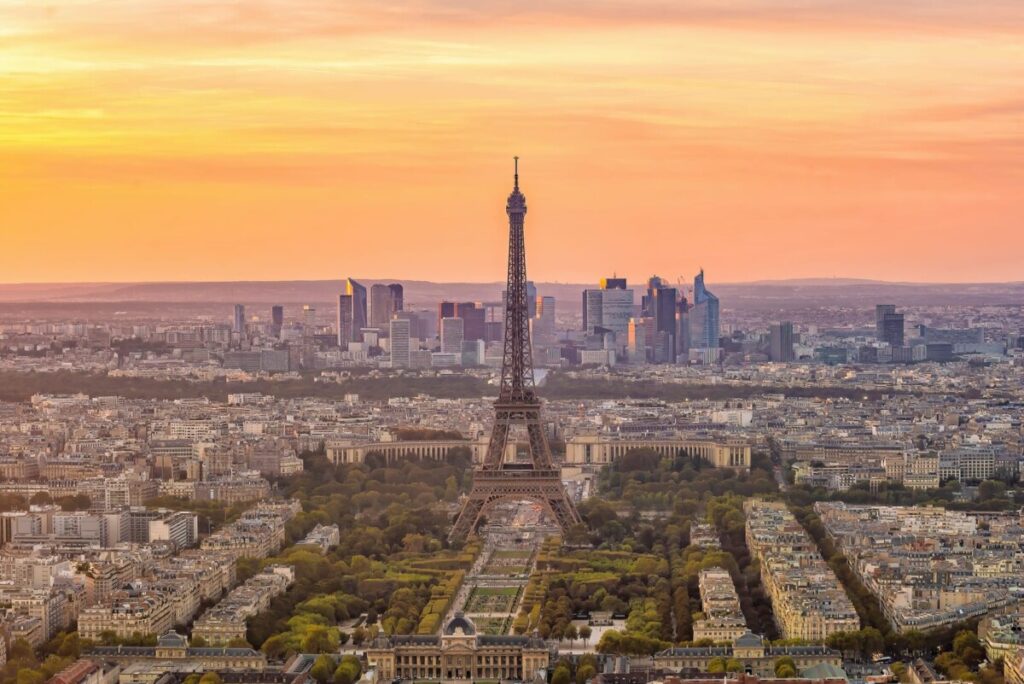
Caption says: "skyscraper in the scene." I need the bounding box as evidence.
[302,305,316,332]
[642,275,668,318]
[876,304,904,347]
[232,304,245,334]
[600,277,627,290]
[876,304,896,340]
[439,302,485,341]
[628,318,648,364]
[770,321,795,362]
[880,312,905,347]
[388,283,404,312]
[346,278,367,342]
[336,295,353,346]
[690,270,720,350]
[583,277,633,348]
[270,305,284,338]
[440,317,465,355]
[676,296,690,358]
[534,295,556,344]
[370,283,396,332]
[389,318,411,367]
[582,289,603,333]
[652,287,678,362]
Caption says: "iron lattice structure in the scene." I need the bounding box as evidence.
[448,159,583,542]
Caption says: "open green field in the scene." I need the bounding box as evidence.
[466,586,520,613]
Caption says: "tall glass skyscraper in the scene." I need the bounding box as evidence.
[346,278,367,341]
[690,269,719,350]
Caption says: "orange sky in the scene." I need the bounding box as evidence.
[1,1,1022,284]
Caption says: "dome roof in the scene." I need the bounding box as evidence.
[444,613,477,636]
[157,631,188,648]
[734,631,764,648]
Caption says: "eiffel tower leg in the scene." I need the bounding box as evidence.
[524,414,553,469]
[449,494,485,542]
[482,415,510,468]
[547,489,583,529]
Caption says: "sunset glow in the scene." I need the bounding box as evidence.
[2,0,1022,284]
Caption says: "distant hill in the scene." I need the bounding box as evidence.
[0,278,1021,310]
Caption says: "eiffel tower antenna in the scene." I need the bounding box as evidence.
[448,159,582,542]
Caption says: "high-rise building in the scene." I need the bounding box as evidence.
[690,270,720,350]
[440,317,465,355]
[232,305,246,334]
[642,276,668,318]
[459,303,486,341]
[880,313,905,347]
[388,283,404,312]
[369,284,391,331]
[628,318,648,364]
[337,295,353,347]
[876,304,904,347]
[394,310,428,340]
[601,288,634,348]
[302,305,316,331]
[582,289,604,333]
[676,297,690,358]
[438,301,456,328]
[653,287,678,362]
[271,305,284,338]
[876,305,896,340]
[534,296,556,344]
[389,318,411,367]
[346,278,367,341]
[600,277,627,290]
[439,302,485,341]
[770,321,795,362]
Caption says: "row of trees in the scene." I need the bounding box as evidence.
[248,451,479,655]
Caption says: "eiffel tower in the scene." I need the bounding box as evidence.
[448,158,582,542]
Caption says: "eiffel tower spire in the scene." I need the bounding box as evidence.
[449,159,582,541]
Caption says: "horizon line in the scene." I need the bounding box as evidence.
[1,275,1023,288]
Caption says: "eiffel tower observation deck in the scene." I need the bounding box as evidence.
[448,159,582,542]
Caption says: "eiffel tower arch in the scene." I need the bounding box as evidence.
[449,159,582,542]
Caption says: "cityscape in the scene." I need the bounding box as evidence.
[2,3,1024,684]
[0,161,1021,684]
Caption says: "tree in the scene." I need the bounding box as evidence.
[579,625,592,645]
[726,659,744,673]
[333,654,362,684]
[311,654,336,684]
[564,624,578,646]
[552,665,572,684]
[774,657,797,678]
[577,664,597,684]
[17,671,45,684]
[198,674,223,684]
[708,658,727,674]
[29,491,52,505]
